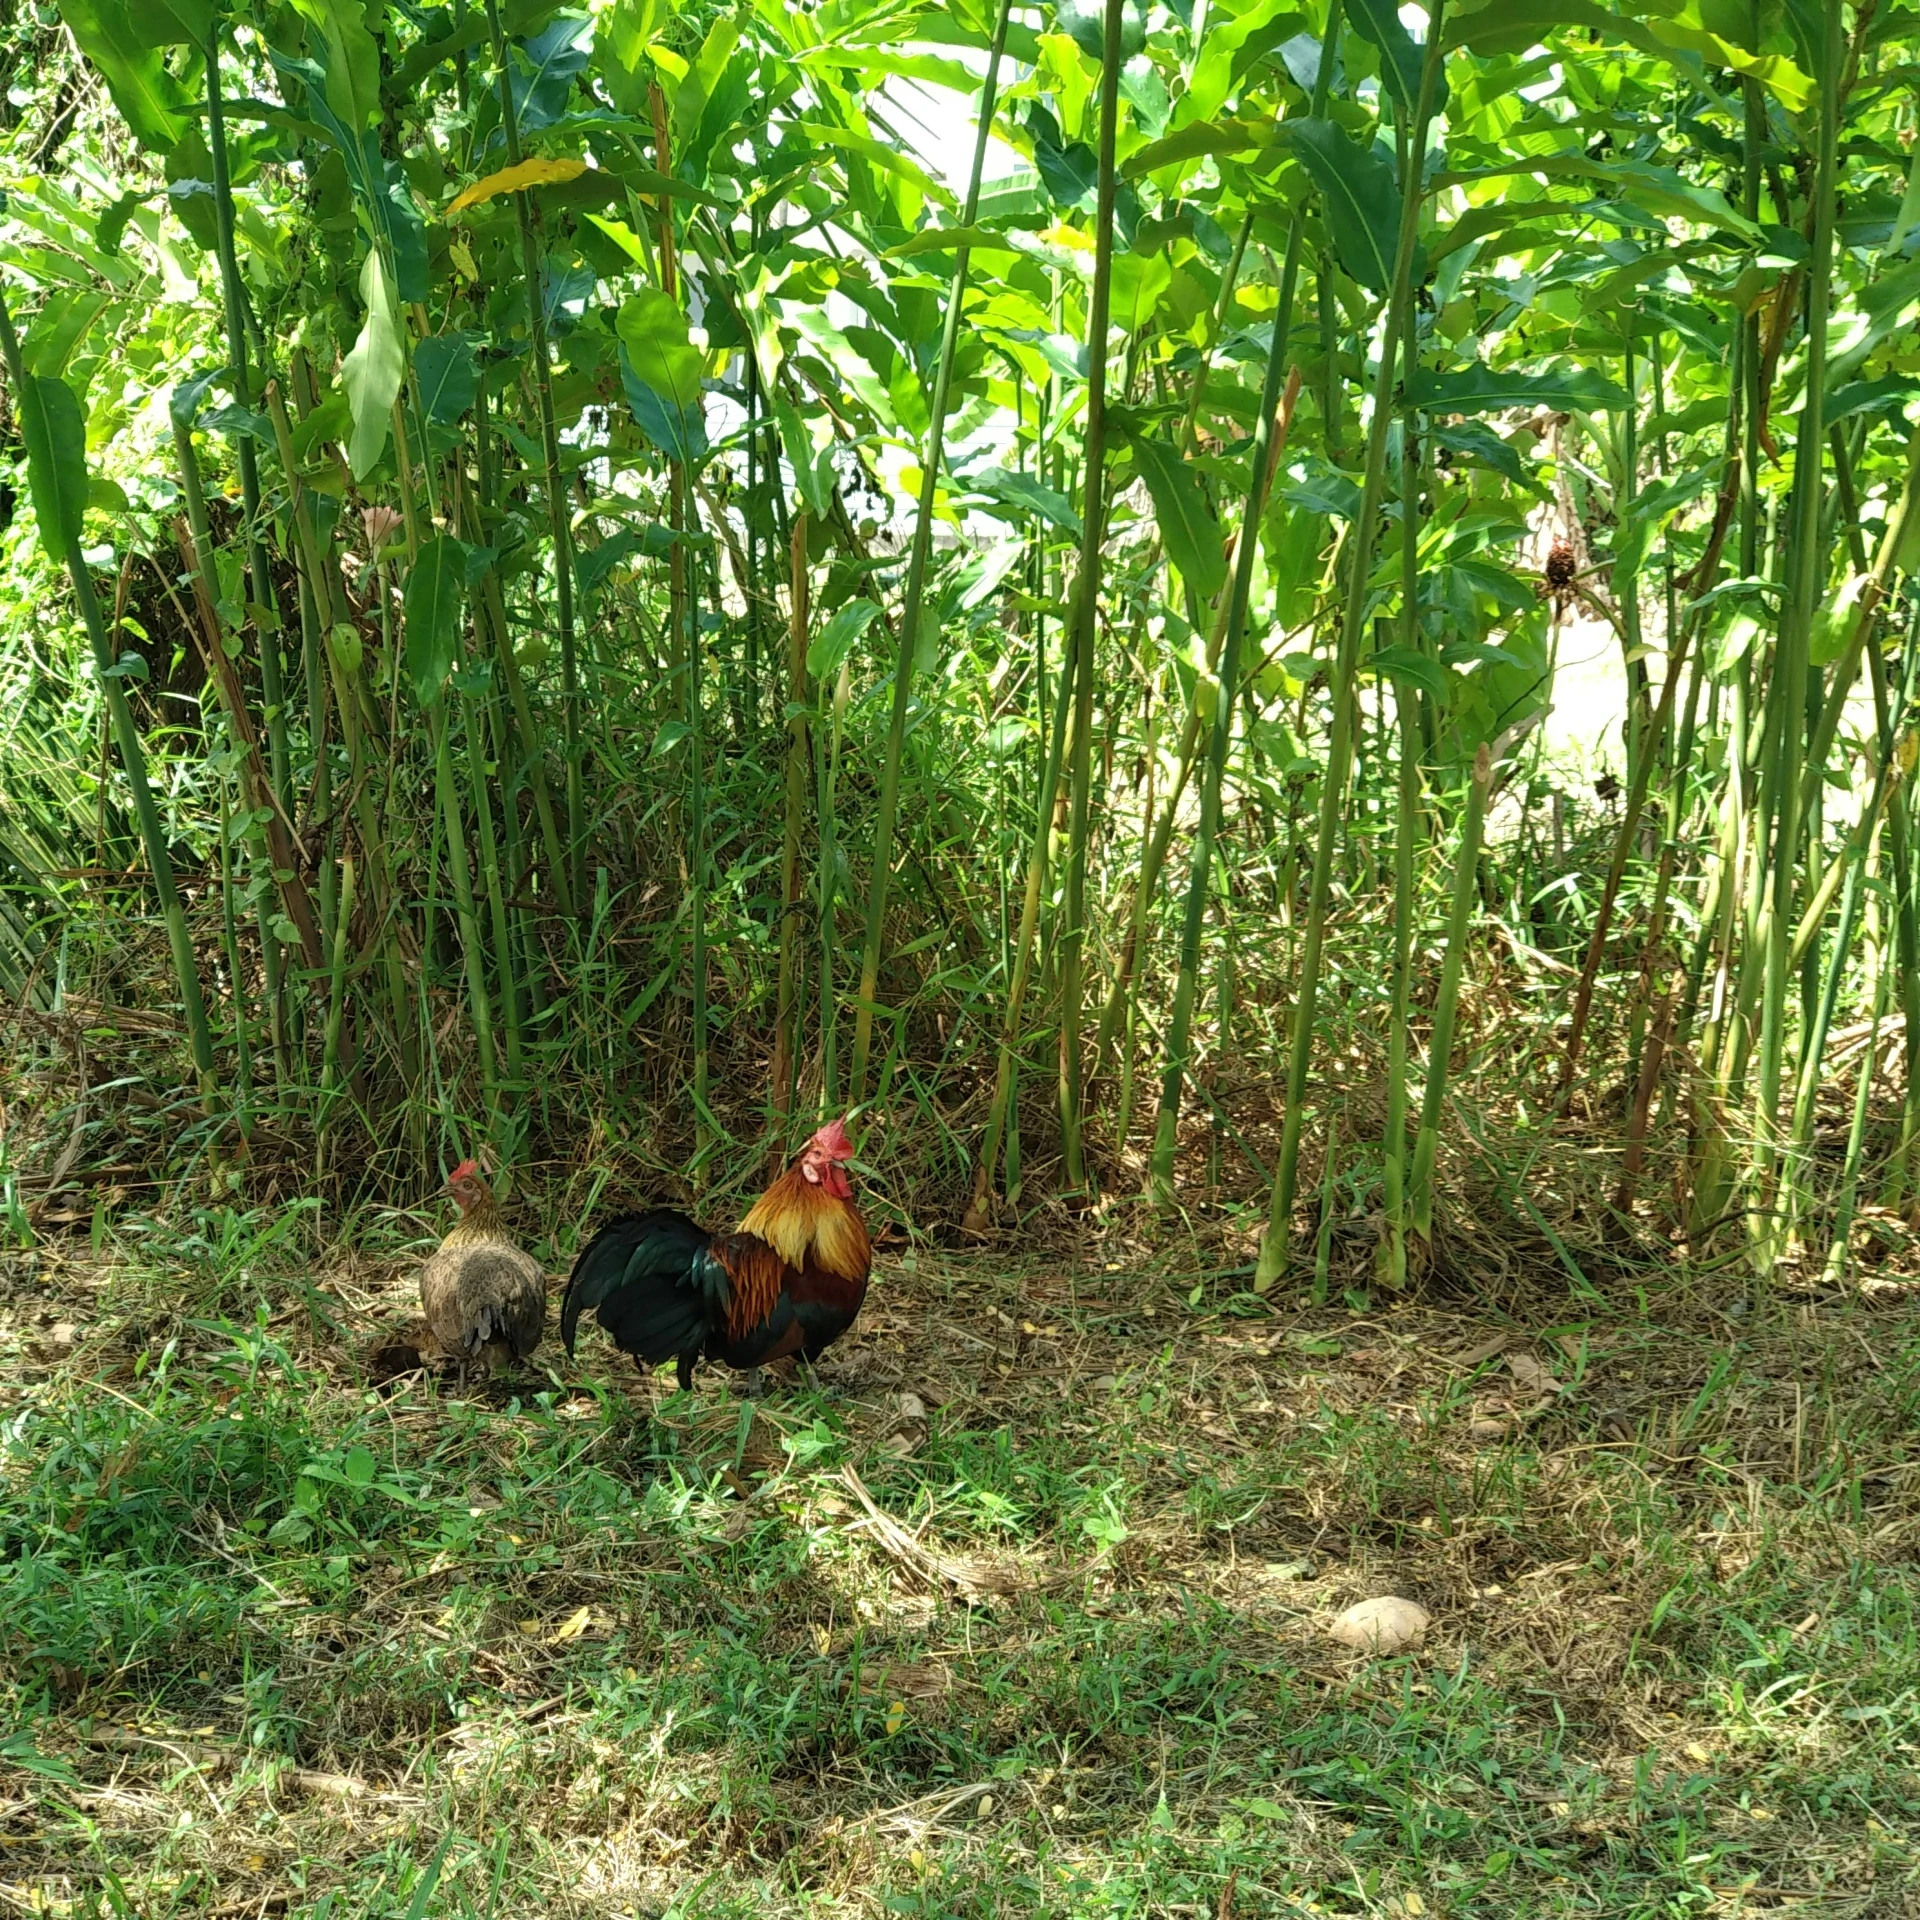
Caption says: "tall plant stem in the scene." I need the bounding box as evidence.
[846,0,1015,1111]
[1750,2,1841,1262]
[484,0,584,908]
[204,16,291,814]
[772,512,812,1139]
[432,705,502,1134]
[1055,0,1126,1191]
[1256,5,1443,1285]
[0,293,218,1110]
[1409,744,1492,1244]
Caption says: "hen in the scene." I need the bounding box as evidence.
[419,1160,546,1379]
[561,1118,870,1394]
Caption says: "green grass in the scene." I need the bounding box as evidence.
[2,1211,1917,1918]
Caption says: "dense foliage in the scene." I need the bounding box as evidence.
[0,0,1913,1287]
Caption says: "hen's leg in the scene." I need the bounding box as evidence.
[675,1353,696,1393]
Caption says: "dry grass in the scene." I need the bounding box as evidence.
[2,1210,1918,1918]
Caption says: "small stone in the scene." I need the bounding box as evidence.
[1091,1374,1119,1391]
[47,1323,77,1349]
[1329,1596,1431,1655]
[895,1391,927,1421]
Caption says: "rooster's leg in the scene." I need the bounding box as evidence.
[744,1367,766,1399]
[799,1356,823,1395]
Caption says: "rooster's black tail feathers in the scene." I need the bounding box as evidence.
[560,1209,727,1366]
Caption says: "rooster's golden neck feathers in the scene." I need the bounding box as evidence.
[738,1165,868,1281]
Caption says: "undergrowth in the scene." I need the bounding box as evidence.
[2,1208,1917,1918]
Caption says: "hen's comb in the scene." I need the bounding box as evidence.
[448,1158,481,1183]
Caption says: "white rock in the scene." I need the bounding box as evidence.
[1329,1596,1431,1654]
[895,1391,927,1421]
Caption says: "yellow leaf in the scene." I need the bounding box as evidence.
[885,1700,905,1735]
[518,1617,541,1635]
[448,238,477,281]
[549,1603,594,1644]
[1402,1895,1425,1917]
[447,157,588,216]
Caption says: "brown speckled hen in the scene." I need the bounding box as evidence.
[419,1161,545,1379]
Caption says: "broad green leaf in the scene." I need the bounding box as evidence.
[289,0,382,133]
[617,287,703,411]
[1126,429,1225,601]
[773,391,833,516]
[414,333,478,424]
[1407,363,1630,414]
[1110,250,1173,332]
[1282,119,1399,292]
[1369,644,1448,699]
[808,598,883,681]
[619,346,706,464]
[23,290,110,380]
[1644,19,1814,112]
[1123,118,1271,181]
[886,225,1022,257]
[404,534,471,705]
[16,369,89,554]
[965,465,1082,535]
[342,248,405,479]
[57,0,190,149]
[1054,0,1145,63]
[1345,0,1446,120]
[673,12,740,152]
[618,287,708,462]
[576,528,643,599]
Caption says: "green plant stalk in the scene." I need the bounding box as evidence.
[1869,613,1920,1208]
[204,18,291,814]
[432,705,502,1132]
[485,0,584,909]
[318,853,356,1164]
[1256,7,1444,1286]
[772,512,812,1133]
[681,478,711,1156]
[0,294,218,1109]
[172,416,327,974]
[1409,743,1492,1243]
[462,690,524,1092]
[1380,415,1426,1285]
[1749,5,1840,1257]
[965,631,1078,1226]
[846,0,1015,1111]
[1054,0,1126,1191]
[1146,2,1339,1210]
[214,761,254,1134]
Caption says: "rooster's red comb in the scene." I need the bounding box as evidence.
[810,1116,855,1161]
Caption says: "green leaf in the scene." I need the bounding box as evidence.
[617,287,703,412]
[289,0,383,132]
[1345,0,1445,120]
[618,288,707,463]
[17,370,89,555]
[1126,429,1225,601]
[57,0,191,149]
[672,11,740,154]
[808,598,881,681]
[1282,119,1399,292]
[1122,118,1271,181]
[342,248,405,479]
[1406,363,1629,414]
[404,534,471,705]
[1369,644,1448,699]
[341,1445,377,1489]
[414,332,478,424]
[1054,0,1145,64]
[965,465,1083,535]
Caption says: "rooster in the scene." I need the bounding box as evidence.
[561,1117,871,1394]
[418,1160,546,1380]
